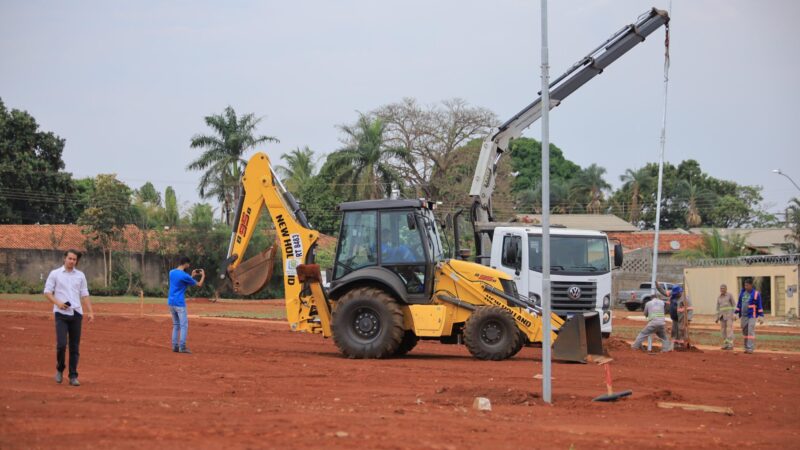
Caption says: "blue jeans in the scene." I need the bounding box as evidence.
[169,305,188,348]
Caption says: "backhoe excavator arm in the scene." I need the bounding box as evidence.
[221,152,330,334]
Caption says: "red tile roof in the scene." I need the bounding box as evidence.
[0,224,164,252]
[607,232,704,253]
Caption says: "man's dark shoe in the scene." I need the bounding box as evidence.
[69,378,80,387]
[179,346,192,354]
[173,345,179,353]
[55,372,63,384]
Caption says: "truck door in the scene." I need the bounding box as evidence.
[496,231,528,298]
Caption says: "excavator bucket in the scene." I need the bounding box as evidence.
[552,312,604,363]
[228,243,278,295]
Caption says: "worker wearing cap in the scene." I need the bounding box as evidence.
[736,279,764,354]
[668,285,693,349]
[715,284,736,350]
[631,296,671,352]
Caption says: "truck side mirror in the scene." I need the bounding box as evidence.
[406,212,416,230]
[614,243,623,268]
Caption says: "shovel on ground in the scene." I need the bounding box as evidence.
[592,362,632,402]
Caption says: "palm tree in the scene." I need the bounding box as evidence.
[515,179,571,213]
[187,106,279,224]
[786,197,800,251]
[276,146,316,193]
[325,114,406,199]
[619,168,652,225]
[676,180,715,228]
[571,164,611,214]
[678,228,753,259]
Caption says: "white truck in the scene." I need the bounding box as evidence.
[488,226,622,337]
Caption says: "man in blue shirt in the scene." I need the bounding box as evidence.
[168,256,205,353]
[736,278,764,354]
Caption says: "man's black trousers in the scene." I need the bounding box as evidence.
[55,312,82,378]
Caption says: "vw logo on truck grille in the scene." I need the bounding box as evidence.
[567,285,582,300]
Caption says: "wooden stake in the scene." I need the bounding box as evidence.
[657,402,734,415]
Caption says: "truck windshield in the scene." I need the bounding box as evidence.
[528,235,610,274]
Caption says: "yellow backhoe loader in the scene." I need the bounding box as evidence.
[221,152,603,362]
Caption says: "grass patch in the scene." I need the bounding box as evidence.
[200,310,286,320]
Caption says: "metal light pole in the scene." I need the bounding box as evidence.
[650,2,672,300]
[540,0,553,405]
[773,169,800,193]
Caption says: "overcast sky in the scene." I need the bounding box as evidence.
[2,0,798,220]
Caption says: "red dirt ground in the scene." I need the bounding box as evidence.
[1,299,799,449]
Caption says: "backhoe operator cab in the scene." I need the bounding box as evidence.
[330,200,443,304]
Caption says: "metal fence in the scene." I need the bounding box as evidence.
[688,254,800,267]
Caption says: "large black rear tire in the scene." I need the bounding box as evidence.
[464,306,521,361]
[393,330,419,356]
[508,330,527,358]
[332,287,404,358]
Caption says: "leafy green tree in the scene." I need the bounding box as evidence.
[276,146,316,194]
[164,186,179,227]
[78,174,134,287]
[297,171,348,235]
[325,114,405,199]
[509,138,581,194]
[135,182,162,206]
[188,106,279,224]
[0,98,85,223]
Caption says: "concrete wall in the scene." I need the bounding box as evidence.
[683,265,800,317]
[0,249,169,290]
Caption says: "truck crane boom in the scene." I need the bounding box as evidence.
[469,7,669,256]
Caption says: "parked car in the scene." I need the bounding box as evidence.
[617,282,681,311]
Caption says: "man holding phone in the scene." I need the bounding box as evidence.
[168,256,205,353]
[44,249,94,386]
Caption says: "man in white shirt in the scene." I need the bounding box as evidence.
[43,249,94,386]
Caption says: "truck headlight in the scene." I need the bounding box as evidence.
[529,293,541,307]
[603,295,610,310]
[603,311,611,324]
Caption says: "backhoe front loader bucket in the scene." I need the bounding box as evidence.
[228,243,278,295]
[552,312,604,363]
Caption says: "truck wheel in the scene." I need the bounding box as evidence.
[625,304,639,312]
[332,287,404,358]
[393,330,419,356]
[464,306,521,361]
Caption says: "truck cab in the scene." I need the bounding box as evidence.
[489,226,622,337]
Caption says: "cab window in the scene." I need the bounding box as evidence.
[334,211,377,279]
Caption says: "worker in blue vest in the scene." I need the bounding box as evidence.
[735,279,764,354]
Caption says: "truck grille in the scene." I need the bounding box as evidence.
[551,281,597,312]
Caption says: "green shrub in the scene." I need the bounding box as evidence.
[0,274,40,294]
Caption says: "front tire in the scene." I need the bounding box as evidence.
[464,306,521,361]
[332,287,404,358]
[625,304,639,312]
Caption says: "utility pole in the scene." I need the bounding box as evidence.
[650,1,672,301]
[540,0,552,405]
